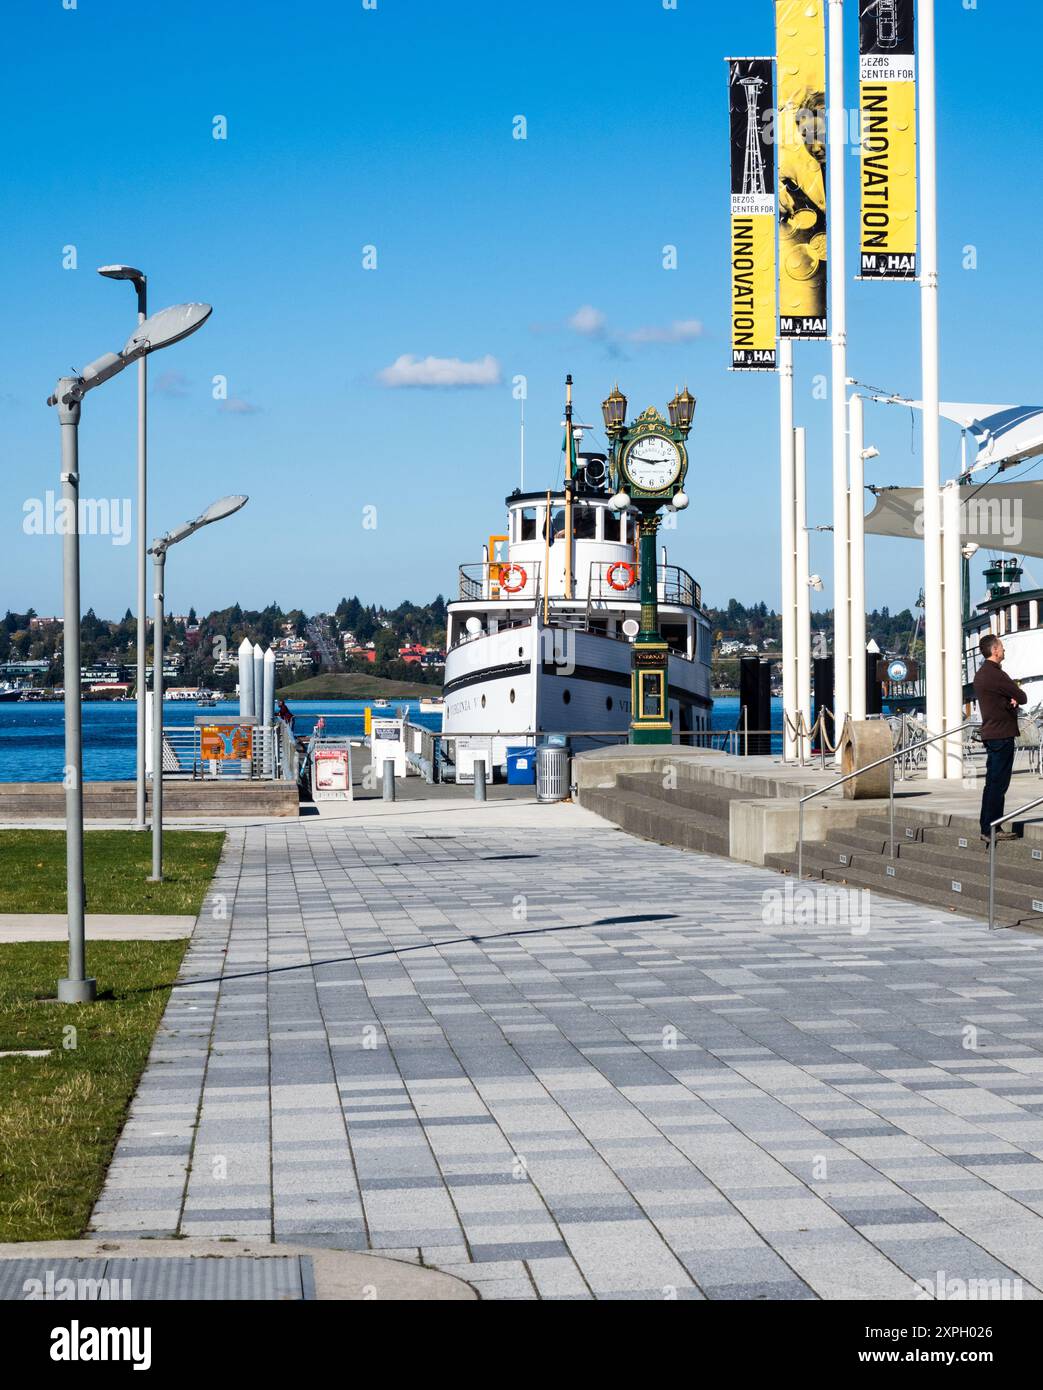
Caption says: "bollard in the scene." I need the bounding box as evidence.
[382,759,395,802]
[474,759,487,802]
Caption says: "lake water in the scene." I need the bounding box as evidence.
[0,696,783,782]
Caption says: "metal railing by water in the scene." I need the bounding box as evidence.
[988,793,1043,931]
[796,722,975,881]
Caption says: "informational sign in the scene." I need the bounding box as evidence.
[312,744,352,801]
[728,58,777,371]
[859,0,917,280]
[775,0,828,338]
[370,719,406,778]
[199,723,254,762]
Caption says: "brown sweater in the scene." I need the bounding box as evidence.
[973,659,1027,740]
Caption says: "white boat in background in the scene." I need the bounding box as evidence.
[964,557,1043,711]
[442,400,713,779]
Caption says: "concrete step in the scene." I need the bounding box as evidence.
[582,786,730,857]
[826,825,1043,885]
[614,772,760,818]
[768,842,1043,925]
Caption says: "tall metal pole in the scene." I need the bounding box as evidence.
[134,280,148,829]
[848,393,867,719]
[55,383,96,1004]
[779,339,797,760]
[149,547,166,882]
[795,426,813,743]
[942,480,964,778]
[828,0,850,746]
[919,0,944,774]
[563,375,574,600]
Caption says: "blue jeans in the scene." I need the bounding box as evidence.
[981,738,1016,837]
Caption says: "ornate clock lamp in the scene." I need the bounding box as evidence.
[602,384,696,744]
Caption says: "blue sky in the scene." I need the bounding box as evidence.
[2,0,1040,622]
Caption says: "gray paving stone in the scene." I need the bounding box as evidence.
[91,819,1043,1299]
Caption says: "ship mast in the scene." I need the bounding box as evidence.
[564,374,574,599]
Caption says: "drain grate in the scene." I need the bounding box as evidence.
[0,1256,314,1301]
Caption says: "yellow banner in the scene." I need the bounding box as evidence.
[775,0,827,338]
[859,0,917,279]
[729,58,777,369]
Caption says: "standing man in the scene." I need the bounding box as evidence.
[973,634,1027,843]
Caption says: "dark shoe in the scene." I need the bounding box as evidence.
[982,831,1019,843]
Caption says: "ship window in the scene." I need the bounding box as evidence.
[573,505,596,540]
[1018,602,1031,628]
[606,696,613,710]
[509,689,516,703]
[546,507,566,541]
[520,507,537,541]
[481,695,486,708]
[563,689,571,705]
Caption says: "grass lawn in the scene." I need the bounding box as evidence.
[0,939,187,1241]
[0,829,224,915]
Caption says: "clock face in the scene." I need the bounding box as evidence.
[623,434,682,492]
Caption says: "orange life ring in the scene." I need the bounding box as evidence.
[607,561,636,591]
[499,563,527,593]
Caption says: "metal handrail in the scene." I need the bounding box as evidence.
[988,793,1043,930]
[797,721,975,880]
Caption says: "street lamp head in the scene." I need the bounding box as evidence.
[609,490,631,511]
[601,383,628,434]
[152,493,248,554]
[98,264,146,285]
[122,302,212,363]
[199,494,249,526]
[861,445,880,460]
[668,385,697,434]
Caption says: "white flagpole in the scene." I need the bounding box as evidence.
[848,392,867,719]
[780,338,797,760]
[828,0,850,749]
[795,426,812,741]
[942,481,964,778]
[919,0,945,773]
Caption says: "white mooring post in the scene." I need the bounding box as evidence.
[238,637,254,719]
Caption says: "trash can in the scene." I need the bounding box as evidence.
[536,745,569,803]
[506,746,536,785]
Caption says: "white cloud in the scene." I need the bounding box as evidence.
[152,369,189,398]
[564,307,704,348]
[626,320,705,344]
[377,354,501,388]
[568,304,607,337]
[218,397,261,415]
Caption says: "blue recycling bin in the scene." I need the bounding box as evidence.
[506,746,536,785]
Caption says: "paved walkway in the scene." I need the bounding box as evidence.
[0,914,194,941]
[91,813,1043,1300]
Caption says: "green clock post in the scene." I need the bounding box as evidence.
[601,385,697,744]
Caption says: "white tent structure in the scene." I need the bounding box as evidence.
[866,480,1043,560]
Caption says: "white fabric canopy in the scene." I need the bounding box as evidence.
[865,480,1043,559]
[904,400,1043,470]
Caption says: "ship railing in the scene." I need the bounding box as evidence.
[458,560,543,603]
[585,561,700,609]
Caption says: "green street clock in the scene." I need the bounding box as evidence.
[618,409,689,499]
[602,396,696,745]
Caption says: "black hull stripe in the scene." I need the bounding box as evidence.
[442,659,712,709]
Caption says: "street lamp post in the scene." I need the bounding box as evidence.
[47,302,213,1003]
[98,266,149,831]
[148,496,248,882]
[603,386,695,745]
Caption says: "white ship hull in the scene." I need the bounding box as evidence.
[443,618,711,772]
